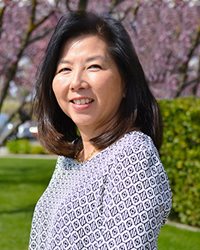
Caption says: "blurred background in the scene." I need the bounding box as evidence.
[0,0,200,249]
[0,0,199,144]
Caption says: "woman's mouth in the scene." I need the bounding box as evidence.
[71,98,94,105]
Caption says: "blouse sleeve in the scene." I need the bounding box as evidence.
[100,135,172,250]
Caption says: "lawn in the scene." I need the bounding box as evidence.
[0,157,56,250]
[0,157,200,250]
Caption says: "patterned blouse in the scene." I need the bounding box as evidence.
[29,131,172,250]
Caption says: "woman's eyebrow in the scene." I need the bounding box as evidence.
[85,55,107,62]
[58,55,108,65]
[58,59,72,65]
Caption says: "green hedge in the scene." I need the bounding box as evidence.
[159,97,200,227]
[6,139,47,155]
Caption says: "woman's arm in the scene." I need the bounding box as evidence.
[101,134,172,249]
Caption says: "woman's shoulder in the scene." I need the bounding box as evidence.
[55,154,77,170]
[112,130,159,162]
[116,131,155,150]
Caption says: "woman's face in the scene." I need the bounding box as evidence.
[52,34,124,136]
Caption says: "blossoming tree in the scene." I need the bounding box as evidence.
[0,0,199,143]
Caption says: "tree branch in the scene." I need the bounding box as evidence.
[0,1,55,111]
[28,27,54,44]
[175,26,200,97]
[0,1,37,111]
[30,0,37,25]
[119,5,139,22]
[178,77,200,90]
[0,95,31,146]
[0,63,19,111]
[34,10,55,30]
[109,0,125,12]
[0,4,6,39]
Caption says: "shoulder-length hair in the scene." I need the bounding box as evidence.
[35,11,162,157]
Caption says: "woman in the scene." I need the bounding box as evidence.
[29,11,172,250]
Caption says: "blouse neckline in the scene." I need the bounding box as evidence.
[65,130,144,166]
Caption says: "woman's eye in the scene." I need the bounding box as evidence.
[88,64,102,70]
[58,68,71,73]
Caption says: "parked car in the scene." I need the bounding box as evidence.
[17,121,38,140]
[0,113,38,142]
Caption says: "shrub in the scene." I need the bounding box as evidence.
[30,144,47,154]
[159,97,200,227]
[6,139,47,155]
[6,139,31,154]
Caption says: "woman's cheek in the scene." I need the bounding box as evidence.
[53,75,69,94]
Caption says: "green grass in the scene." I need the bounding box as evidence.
[158,225,200,250]
[0,157,56,250]
[0,157,200,250]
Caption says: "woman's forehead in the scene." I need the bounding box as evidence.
[59,34,111,61]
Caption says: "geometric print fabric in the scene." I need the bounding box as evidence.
[29,131,172,250]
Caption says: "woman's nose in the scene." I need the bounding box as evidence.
[70,69,86,91]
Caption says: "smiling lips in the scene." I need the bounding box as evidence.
[71,98,94,105]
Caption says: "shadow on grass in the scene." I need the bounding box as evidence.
[0,204,35,215]
[0,164,55,184]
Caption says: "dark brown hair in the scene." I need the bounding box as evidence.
[35,11,162,157]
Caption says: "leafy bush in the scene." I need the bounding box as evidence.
[159,97,200,227]
[30,145,47,155]
[6,139,47,155]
